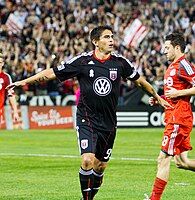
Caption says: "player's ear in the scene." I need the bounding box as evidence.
[175,45,180,51]
[92,39,98,48]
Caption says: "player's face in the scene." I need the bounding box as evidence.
[96,29,114,54]
[0,58,4,69]
[164,40,176,61]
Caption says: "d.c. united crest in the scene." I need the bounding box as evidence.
[109,69,117,81]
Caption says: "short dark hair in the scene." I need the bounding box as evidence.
[165,32,186,53]
[90,25,113,42]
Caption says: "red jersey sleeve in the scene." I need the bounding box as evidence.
[0,72,13,108]
[178,59,195,86]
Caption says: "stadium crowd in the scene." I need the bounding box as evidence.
[0,0,194,104]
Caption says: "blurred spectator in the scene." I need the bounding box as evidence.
[73,80,80,106]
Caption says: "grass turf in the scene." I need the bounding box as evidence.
[0,128,195,200]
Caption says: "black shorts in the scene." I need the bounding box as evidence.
[76,125,116,162]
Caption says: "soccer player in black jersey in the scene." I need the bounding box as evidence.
[7,26,171,200]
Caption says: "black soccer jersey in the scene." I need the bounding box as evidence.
[53,51,140,131]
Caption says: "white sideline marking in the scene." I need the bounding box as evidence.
[175,182,190,186]
[0,153,79,158]
[121,157,155,161]
[0,153,156,161]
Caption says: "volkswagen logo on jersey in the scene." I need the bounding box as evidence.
[93,77,112,96]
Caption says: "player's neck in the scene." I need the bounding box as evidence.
[94,49,111,60]
[173,53,185,63]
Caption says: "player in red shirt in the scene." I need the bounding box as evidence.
[147,32,195,200]
[0,53,19,127]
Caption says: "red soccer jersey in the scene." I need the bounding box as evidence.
[164,55,195,126]
[0,71,12,110]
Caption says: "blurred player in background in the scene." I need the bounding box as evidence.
[7,26,170,200]
[147,32,195,200]
[73,79,80,105]
[0,53,19,127]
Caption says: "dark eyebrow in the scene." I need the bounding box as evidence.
[102,34,114,38]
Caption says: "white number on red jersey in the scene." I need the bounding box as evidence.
[0,78,4,90]
[164,77,173,87]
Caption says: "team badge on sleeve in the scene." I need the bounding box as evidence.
[109,69,117,81]
[57,64,65,71]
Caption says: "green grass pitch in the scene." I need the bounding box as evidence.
[0,128,195,200]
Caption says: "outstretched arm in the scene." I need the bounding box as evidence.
[8,95,19,122]
[165,86,195,98]
[6,68,56,121]
[6,68,56,89]
[133,76,172,109]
